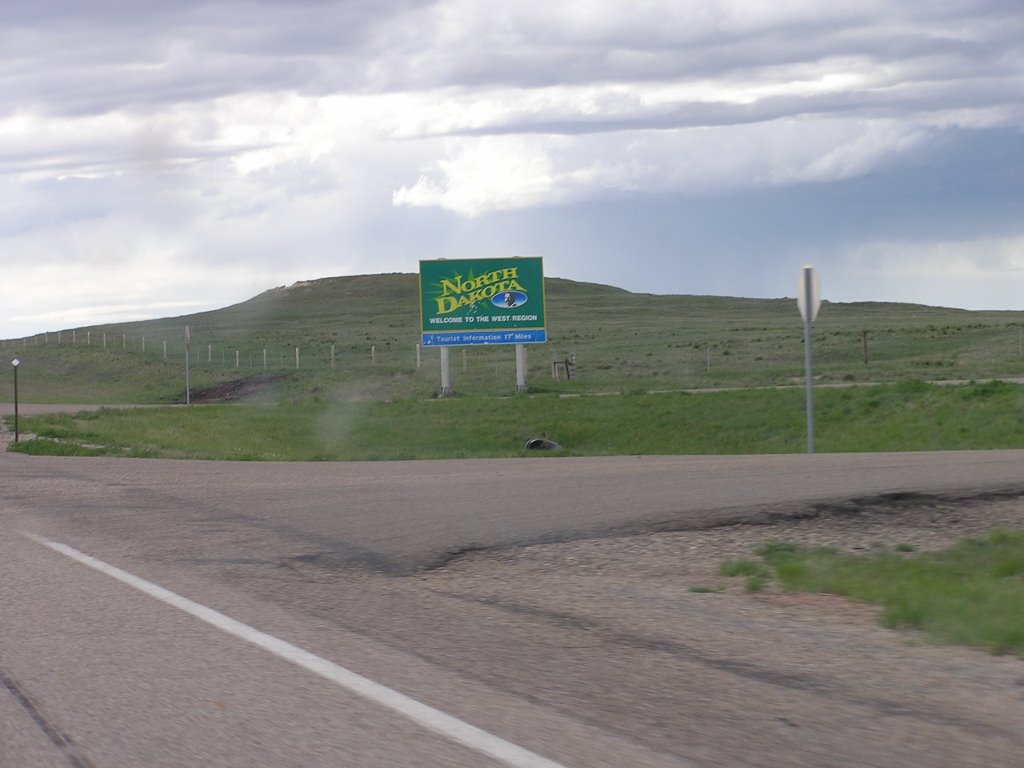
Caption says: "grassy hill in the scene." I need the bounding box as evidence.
[3,273,1024,404]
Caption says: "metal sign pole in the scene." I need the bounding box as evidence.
[803,275,814,454]
[184,326,192,406]
[11,359,20,443]
[797,266,821,455]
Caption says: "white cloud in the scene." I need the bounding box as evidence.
[848,236,1024,275]
[1,0,1023,335]
[830,235,1024,310]
[392,117,936,215]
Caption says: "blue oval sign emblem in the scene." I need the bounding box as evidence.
[492,290,528,309]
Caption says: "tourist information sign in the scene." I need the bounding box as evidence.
[419,257,547,347]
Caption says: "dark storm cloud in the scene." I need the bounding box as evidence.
[358,0,1023,93]
[3,1,1020,121]
[0,0,432,116]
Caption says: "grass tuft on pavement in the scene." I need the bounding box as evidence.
[732,530,1024,657]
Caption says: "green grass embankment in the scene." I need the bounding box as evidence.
[8,380,1024,461]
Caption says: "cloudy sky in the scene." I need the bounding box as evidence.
[2,0,1022,338]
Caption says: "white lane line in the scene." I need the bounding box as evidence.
[23,533,570,768]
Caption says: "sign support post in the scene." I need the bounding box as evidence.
[439,347,453,396]
[515,344,527,393]
[803,292,814,454]
[184,326,192,406]
[797,266,822,454]
[11,358,20,443]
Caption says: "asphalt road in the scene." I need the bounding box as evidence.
[7,449,1024,574]
[3,448,1024,767]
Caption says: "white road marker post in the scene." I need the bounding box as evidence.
[11,358,20,442]
[797,265,822,454]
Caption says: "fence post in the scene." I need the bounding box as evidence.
[295,347,300,369]
[331,343,336,369]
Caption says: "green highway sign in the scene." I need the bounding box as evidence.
[419,257,547,346]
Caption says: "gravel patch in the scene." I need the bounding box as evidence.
[425,493,1024,634]
[431,493,1024,580]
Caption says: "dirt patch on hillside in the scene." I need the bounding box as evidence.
[190,375,289,403]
